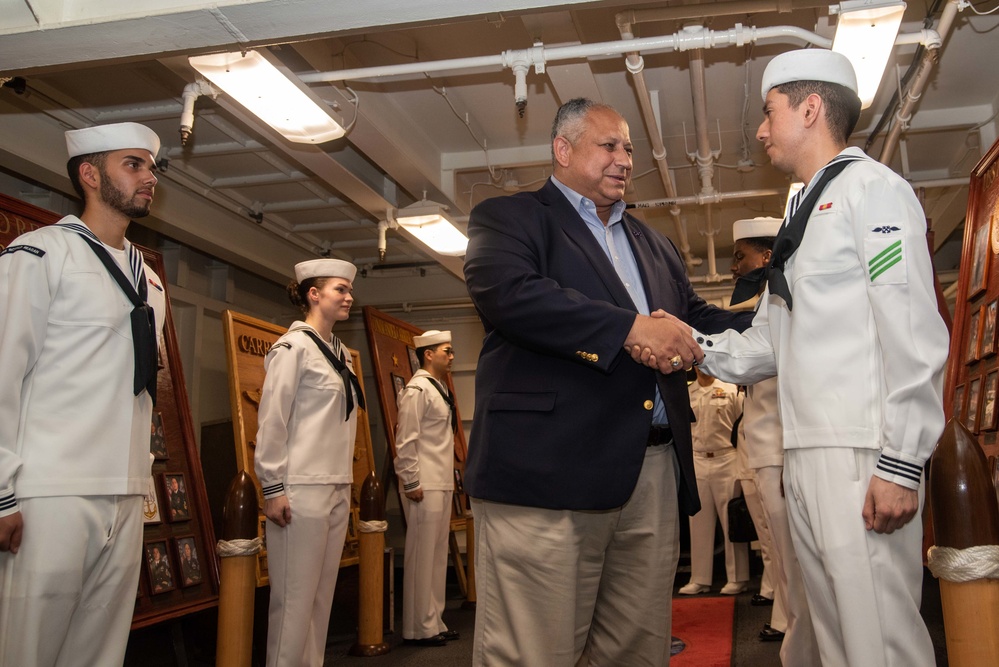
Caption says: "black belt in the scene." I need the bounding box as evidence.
[647,425,673,447]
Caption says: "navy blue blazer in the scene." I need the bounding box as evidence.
[463,180,752,515]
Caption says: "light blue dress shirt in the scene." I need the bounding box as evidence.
[551,177,668,426]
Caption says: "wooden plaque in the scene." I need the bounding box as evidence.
[220,310,377,586]
[0,193,220,629]
[946,137,999,462]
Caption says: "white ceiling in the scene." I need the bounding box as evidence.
[1,0,997,294]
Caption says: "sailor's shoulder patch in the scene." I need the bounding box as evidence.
[270,341,292,352]
[0,244,46,259]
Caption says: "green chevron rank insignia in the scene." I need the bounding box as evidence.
[865,231,906,285]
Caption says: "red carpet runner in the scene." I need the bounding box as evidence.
[670,596,735,666]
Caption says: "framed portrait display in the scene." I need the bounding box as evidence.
[150,410,168,460]
[984,301,999,358]
[969,222,990,299]
[174,536,204,587]
[145,540,176,595]
[967,309,983,364]
[143,475,161,525]
[391,373,406,398]
[953,384,966,422]
[407,347,421,375]
[162,472,191,522]
[967,375,984,433]
[983,371,999,432]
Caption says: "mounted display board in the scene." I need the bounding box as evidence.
[0,192,219,629]
[220,310,377,586]
[361,305,474,598]
[947,139,999,476]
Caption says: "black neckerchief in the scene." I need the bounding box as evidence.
[68,224,158,404]
[300,328,365,420]
[730,155,862,309]
[425,375,457,433]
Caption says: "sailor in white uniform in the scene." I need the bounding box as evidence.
[395,329,459,646]
[0,122,166,667]
[693,50,947,666]
[255,258,363,667]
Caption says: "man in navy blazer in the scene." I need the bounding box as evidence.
[464,98,752,666]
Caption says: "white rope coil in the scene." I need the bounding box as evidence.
[359,519,388,534]
[216,536,263,558]
[927,545,999,582]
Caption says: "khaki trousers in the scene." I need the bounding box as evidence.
[401,489,453,640]
[471,443,679,667]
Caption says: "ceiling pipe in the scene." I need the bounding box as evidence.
[299,24,833,85]
[618,24,696,269]
[179,80,219,146]
[628,187,786,209]
[688,47,719,198]
[878,0,957,164]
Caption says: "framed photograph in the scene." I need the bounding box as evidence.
[407,347,421,375]
[142,475,161,525]
[174,536,204,587]
[162,472,191,522]
[391,373,406,398]
[144,540,176,594]
[953,384,966,422]
[984,301,999,358]
[969,222,990,299]
[966,309,983,364]
[967,375,983,433]
[991,456,999,511]
[983,371,999,432]
[150,410,168,460]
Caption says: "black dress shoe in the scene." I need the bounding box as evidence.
[751,594,774,606]
[404,634,447,647]
[441,630,460,641]
[759,623,785,642]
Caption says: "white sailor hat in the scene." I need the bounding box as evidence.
[733,217,782,241]
[413,330,451,348]
[761,49,858,100]
[65,122,161,160]
[294,258,357,283]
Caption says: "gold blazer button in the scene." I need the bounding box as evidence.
[643,400,654,410]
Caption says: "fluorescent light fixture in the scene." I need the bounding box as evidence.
[189,49,345,144]
[394,199,469,257]
[832,0,907,109]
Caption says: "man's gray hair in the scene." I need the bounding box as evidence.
[550,98,617,165]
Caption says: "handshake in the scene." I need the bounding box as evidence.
[623,309,702,374]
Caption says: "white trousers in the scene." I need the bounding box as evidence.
[0,495,143,667]
[756,465,819,666]
[784,449,933,667]
[688,450,748,587]
[401,489,453,640]
[471,443,679,667]
[743,476,786,629]
[265,483,351,667]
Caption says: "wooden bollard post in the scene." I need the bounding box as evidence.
[928,418,999,667]
[215,471,261,667]
[462,512,477,609]
[350,472,390,656]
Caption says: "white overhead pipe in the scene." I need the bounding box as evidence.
[688,48,718,197]
[878,0,958,164]
[299,24,833,85]
[618,27,695,268]
[628,188,786,209]
[179,80,219,146]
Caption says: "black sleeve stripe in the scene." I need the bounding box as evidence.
[0,245,46,258]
